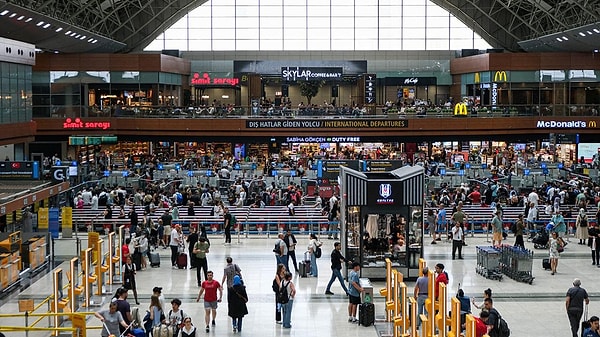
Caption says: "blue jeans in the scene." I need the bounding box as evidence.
[282,299,293,328]
[232,317,243,332]
[417,294,427,326]
[310,253,317,276]
[325,268,348,293]
[276,255,289,271]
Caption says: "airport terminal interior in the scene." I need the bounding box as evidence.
[1,0,600,337]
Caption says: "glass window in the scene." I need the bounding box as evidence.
[355,28,378,40]
[236,17,259,28]
[212,5,234,18]
[331,39,353,50]
[307,5,330,17]
[379,5,402,17]
[379,39,402,50]
[309,39,332,50]
[260,39,283,50]
[404,16,426,28]
[284,39,306,51]
[260,17,283,28]
[284,17,306,28]
[284,28,307,40]
[260,5,283,17]
[427,27,449,39]
[404,39,425,50]
[188,40,211,51]
[237,28,259,39]
[404,28,426,39]
[212,40,235,50]
[307,28,330,40]
[284,5,305,17]
[426,39,449,50]
[355,17,377,28]
[307,17,330,28]
[355,39,378,50]
[261,28,284,40]
[355,5,378,17]
[189,28,211,39]
[331,6,354,17]
[237,5,259,17]
[331,17,354,29]
[380,17,401,29]
[164,28,187,40]
[331,28,352,40]
[164,39,189,50]
[213,28,236,39]
[237,39,259,50]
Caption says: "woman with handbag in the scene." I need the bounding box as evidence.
[228,275,248,333]
[549,231,564,275]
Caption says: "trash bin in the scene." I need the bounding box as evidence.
[359,278,373,303]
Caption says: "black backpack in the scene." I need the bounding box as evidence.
[277,281,290,304]
[314,245,322,258]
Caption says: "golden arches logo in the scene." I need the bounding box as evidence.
[589,120,597,128]
[474,72,480,84]
[494,71,507,82]
[454,103,468,116]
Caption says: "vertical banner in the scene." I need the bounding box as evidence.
[62,207,72,232]
[364,74,376,104]
[38,208,49,230]
[49,207,59,239]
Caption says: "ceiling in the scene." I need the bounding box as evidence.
[1,0,599,54]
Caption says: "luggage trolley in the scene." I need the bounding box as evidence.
[500,246,535,284]
[475,246,503,281]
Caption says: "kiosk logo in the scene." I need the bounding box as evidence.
[454,103,468,116]
[589,120,597,128]
[494,71,507,82]
[379,183,392,199]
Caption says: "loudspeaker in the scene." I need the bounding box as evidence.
[331,86,338,97]
[282,85,289,97]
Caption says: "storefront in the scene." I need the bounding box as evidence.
[383,77,447,106]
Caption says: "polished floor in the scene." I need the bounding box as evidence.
[1,231,599,337]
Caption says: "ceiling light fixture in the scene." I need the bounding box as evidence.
[8,13,16,18]
[55,27,63,32]
[65,30,71,35]
[79,35,86,40]
[594,29,600,33]
[43,23,50,29]
[25,18,32,22]
[17,15,24,20]
[87,38,94,42]
[0,10,9,16]
[36,21,44,26]
[70,32,76,37]
[579,32,586,37]
[562,36,568,41]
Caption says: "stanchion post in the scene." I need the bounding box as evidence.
[436,283,447,337]
[409,297,417,337]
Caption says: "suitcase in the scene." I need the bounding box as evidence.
[150,252,160,268]
[299,261,310,278]
[177,253,187,269]
[359,302,375,327]
[542,258,551,270]
[152,324,174,337]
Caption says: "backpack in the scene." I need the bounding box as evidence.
[98,193,108,206]
[314,245,322,258]
[277,281,290,304]
[273,241,280,254]
[495,316,511,337]
[230,214,237,225]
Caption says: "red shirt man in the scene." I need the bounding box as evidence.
[468,188,481,204]
[474,316,487,337]
[434,263,448,299]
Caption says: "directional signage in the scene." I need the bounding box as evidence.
[364,74,376,105]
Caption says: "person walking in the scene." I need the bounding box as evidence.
[187,226,199,269]
[196,270,223,333]
[325,242,350,295]
[451,221,464,259]
[413,266,429,327]
[122,255,140,305]
[223,206,233,245]
[514,214,526,248]
[491,210,503,247]
[308,233,322,277]
[274,233,289,270]
[95,302,129,337]
[566,278,590,337]
[169,224,183,268]
[549,231,564,275]
[221,257,242,292]
[347,262,363,323]
[228,275,248,333]
[193,236,210,286]
[588,222,600,265]
[576,208,590,245]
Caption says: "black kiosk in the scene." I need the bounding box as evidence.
[339,165,424,280]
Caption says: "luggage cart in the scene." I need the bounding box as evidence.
[500,246,535,284]
[475,246,503,281]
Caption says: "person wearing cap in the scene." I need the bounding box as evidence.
[413,266,429,327]
[153,287,166,310]
[514,214,526,248]
[491,209,503,247]
[347,262,363,324]
[566,278,590,337]
[583,316,600,337]
[228,275,248,333]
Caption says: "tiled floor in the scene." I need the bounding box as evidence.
[1,231,598,337]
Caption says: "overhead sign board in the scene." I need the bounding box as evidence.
[246,119,407,129]
[281,67,343,81]
[0,161,40,179]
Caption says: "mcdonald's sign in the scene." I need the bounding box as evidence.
[493,71,507,82]
[589,120,597,128]
[454,103,468,116]
[474,72,480,84]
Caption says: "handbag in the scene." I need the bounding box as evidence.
[582,304,591,335]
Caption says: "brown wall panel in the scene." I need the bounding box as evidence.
[110,54,141,71]
[49,54,82,70]
[82,54,111,70]
[450,54,489,74]
[160,55,191,74]
[33,117,600,139]
[570,53,600,69]
[539,53,572,70]
[33,53,189,74]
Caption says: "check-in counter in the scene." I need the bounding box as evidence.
[21,234,48,271]
[0,232,22,292]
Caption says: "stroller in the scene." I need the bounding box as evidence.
[532,226,550,249]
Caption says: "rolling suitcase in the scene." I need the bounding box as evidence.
[177,253,187,269]
[359,302,375,327]
[299,261,310,278]
[150,252,160,268]
[542,258,551,270]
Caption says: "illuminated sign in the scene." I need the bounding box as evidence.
[491,82,498,106]
[63,118,111,130]
[590,120,597,128]
[493,71,508,82]
[281,67,343,81]
[365,74,376,104]
[191,72,240,86]
[454,103,468,116]
[285,136,361,143]
[0,161,39,179]
[367,180,402,208]
[403,78,418,85]
[246,119,407,129]
[536,120,589,128]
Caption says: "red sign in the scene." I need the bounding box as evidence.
[63,118,111,130]
[191,72,239,86]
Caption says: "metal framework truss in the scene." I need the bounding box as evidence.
[6,0,207,52]
[432,0,600,51]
